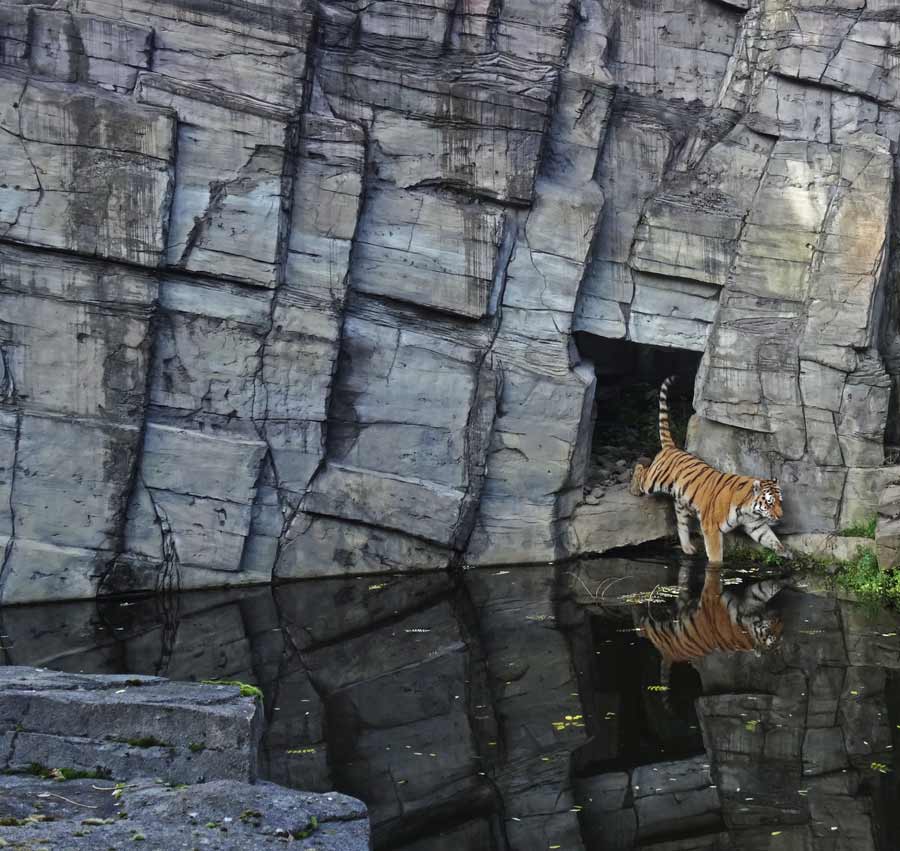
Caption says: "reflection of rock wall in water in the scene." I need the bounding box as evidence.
[1,0,900,601]
[3,565,899,849]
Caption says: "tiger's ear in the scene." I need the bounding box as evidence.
[752,479,762,495]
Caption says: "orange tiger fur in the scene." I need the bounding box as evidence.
[630,376,791,564]
[638,568,784,707]
[639,567,783,665]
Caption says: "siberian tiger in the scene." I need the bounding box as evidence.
[630,376,791,564]
[638,565,785,693]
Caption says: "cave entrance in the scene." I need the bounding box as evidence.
[575,335,702,493]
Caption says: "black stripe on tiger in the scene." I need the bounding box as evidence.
[658,375,677,449]
[630,376,791,564]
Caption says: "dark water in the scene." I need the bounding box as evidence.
[2,555,900,851]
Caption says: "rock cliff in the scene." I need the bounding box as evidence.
[1,0,899,601]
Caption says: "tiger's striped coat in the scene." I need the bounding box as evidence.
[630,376,791,564]
[638,566,785,692]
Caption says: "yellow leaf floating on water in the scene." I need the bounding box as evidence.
[647,685,669,692]
[771,831,782,836]
[286,747,316,755]
[871,761,890,774]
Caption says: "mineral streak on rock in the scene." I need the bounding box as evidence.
[1,0,900,599]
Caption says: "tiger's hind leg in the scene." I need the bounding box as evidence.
[675,500,697,555]
[630,463,647,497]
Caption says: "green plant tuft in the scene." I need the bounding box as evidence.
[731,543,900,615]
[201,679,263,701]
[27,763,111,781]
[838,516,877,539]
[292,815,319,840]
[122,736,169,749]
[188,742,205,753]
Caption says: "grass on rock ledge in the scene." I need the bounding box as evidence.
[732,543,900,613]
[838,516,877,539]
[200,679,263,701]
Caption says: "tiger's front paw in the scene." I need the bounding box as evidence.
[680,541,697,556]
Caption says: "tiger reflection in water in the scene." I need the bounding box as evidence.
[637,565,786,692]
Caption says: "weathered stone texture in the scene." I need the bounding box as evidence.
[0,666,263,783]
[2,0,900,598]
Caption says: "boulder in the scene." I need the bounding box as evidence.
[0,776,369,851]
[0,667,262,784]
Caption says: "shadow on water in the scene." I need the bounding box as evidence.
[3,550,900,850]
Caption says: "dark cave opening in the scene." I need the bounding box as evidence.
[575,335,702,492]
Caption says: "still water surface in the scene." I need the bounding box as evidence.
[2,554,900,850]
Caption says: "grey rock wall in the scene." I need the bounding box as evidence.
[1,0,899,600]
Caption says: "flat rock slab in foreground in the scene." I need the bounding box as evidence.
[0,776,369,850]
[0,667,261,784]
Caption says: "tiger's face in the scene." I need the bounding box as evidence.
[750,613,783,652]
[752,479,783,523]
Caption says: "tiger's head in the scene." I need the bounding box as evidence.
[749,612,783,653]
[751,479,783,523]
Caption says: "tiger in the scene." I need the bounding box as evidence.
[638,565,785,694]
[629,375,792,564]
[638,565,785,662]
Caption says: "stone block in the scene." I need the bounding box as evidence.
[839,466,900,531]
[630,758,722,842]
[120,422,267,575]
[136,73,294,287]
[329,314,494,489]
[839,601,900,668]
[876,481,900,570]
[806,666,845,728]
[351,185,505,318]
[836,354,890,467]
[802,727,848,775]
[318,50,555,203]
[567,484,674,557]
[25,9,152,91]
[0,776,370,851]
[0,245,157,421]
[303,463,466,547]
[0,538,103,604]
[275,513,449,580]
[0,667,262,784]
[0,72,175,266]
[838,668,892,764]
[605,0,741,106]
[10,413,137,552]
[76,0,314,107]
[152,278,268,420]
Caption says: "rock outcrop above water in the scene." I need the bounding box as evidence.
[1,0,899,600]
[0,667,370,850]
[0,667,263,783]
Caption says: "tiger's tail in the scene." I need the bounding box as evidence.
[659,375,678,450]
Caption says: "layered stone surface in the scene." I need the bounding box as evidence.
[0,667,262,783]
